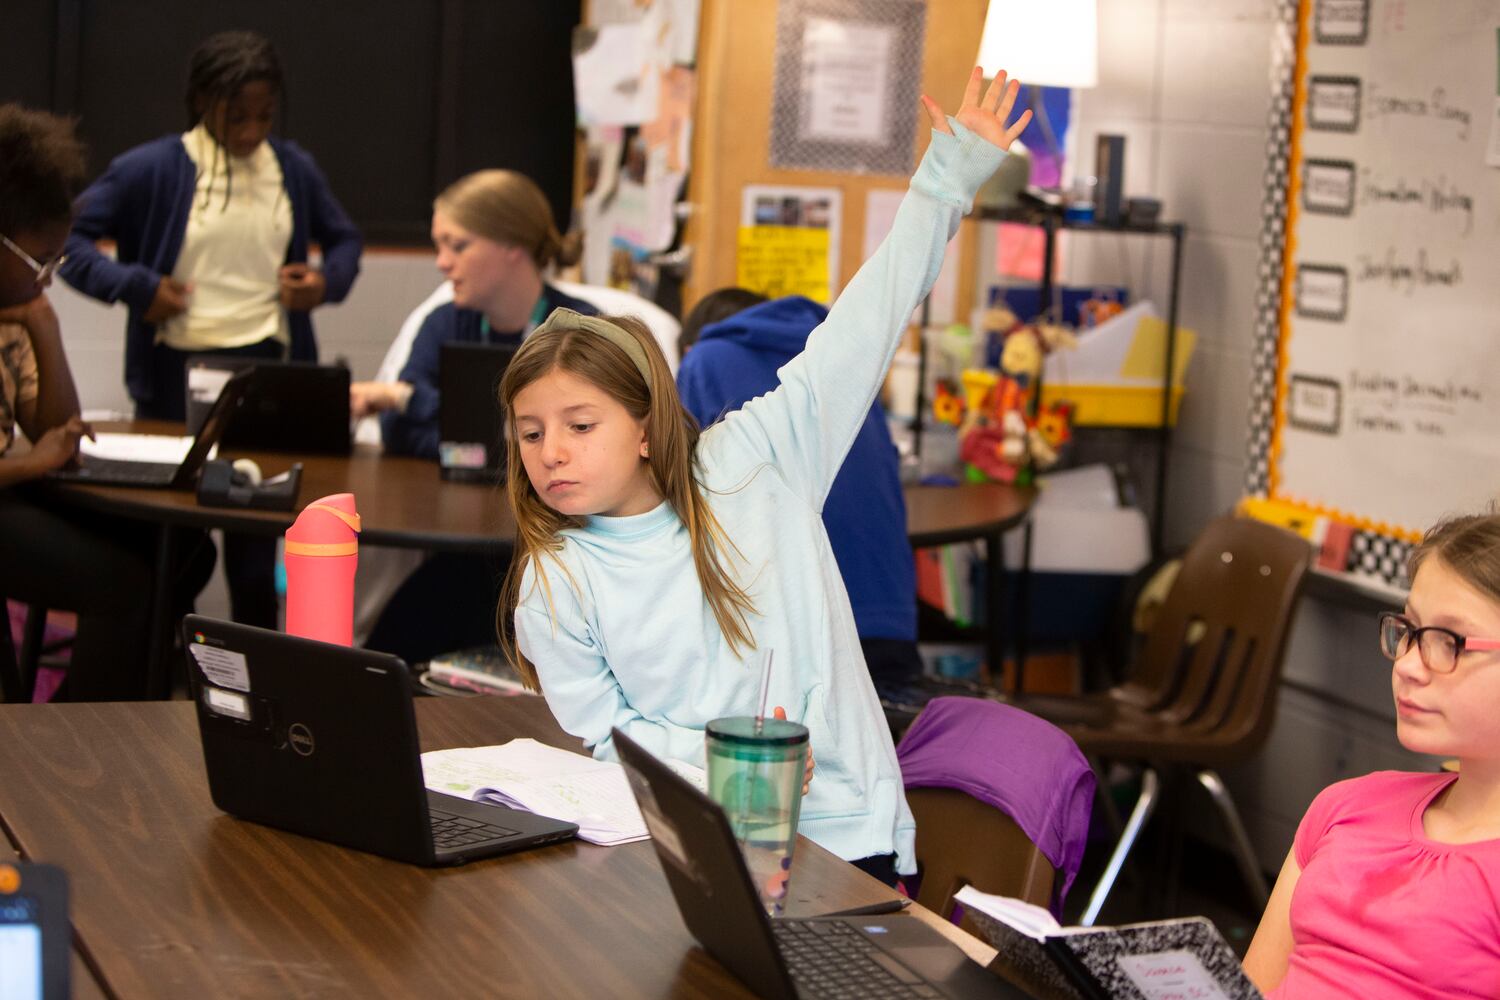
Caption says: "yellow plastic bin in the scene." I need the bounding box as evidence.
[1040,382,1186,427]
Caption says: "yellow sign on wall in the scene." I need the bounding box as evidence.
[735,225,830,302]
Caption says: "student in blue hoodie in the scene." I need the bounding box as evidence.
[497,68,1031,887]
[676,290,922,694]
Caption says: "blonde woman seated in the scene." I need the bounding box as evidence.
[350,170,598,458]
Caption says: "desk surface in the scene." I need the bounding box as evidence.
[0,695,993,999]
[904,482,1034,548]
[47,423,1033,555]
[46,421,513,553]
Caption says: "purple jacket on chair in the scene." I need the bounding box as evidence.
[897,696,1095,915]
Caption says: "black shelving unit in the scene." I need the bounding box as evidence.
[977,204,1188,556]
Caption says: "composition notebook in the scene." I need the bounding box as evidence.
[954,886,1263,1000]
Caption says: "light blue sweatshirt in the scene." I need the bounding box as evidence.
[515,121,1007,874]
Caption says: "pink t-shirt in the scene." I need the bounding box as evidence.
[1268,771,1500,999]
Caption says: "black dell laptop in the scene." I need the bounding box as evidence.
[438,340,517,482]
[49,367,254,489]
[0,861,69,1000]
[613,728,1029,1000]
[183,615,577,866]
[186,358,352,454]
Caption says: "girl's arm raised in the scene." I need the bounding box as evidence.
[699,69,1030,508]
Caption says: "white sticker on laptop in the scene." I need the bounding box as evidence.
[202,685,251,721]
[188,643,251,692]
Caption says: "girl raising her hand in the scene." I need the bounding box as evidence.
[499,68,1031,886]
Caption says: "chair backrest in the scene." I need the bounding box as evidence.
[1128,515,1311,761]
[906,786,1055,924]
[897,697,1094,920]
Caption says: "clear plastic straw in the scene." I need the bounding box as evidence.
[754,649,775,734]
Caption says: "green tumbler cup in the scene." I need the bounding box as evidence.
[705,716,809,915]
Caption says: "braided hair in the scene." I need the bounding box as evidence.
[0,104,87,237]
[183,29,284,210]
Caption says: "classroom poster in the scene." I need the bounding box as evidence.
[767,0,927,175]
[736,185,842,302]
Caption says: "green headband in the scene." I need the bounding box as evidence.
[533,307,654,391]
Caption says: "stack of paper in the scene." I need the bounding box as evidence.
[421,738,704,847]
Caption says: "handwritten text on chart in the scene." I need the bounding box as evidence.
[1358,170,1474,234]
[1343,368,1484,438]
[1353,248,1462,294]
[1367,85,1472,140]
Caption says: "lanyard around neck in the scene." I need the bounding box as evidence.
[481,293,550,343]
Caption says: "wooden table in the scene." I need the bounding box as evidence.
[41,425,514,694]
[904,482,1036,689]
[0,695,994,999]
[42,432,1034,697]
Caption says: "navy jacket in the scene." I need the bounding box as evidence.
[60,134,363,409]
[676,296,915,642]
[381,285,598,459]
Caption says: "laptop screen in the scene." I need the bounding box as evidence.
[438,342,517,476]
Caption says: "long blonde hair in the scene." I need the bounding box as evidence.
[497,314,757,689]
[434,169,582,270]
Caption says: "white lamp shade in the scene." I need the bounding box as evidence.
[977,0,1098,89]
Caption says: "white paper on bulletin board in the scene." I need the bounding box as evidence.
[863,188,958,324]
[1258,0,1500,539]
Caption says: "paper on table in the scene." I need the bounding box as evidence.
[80,433,203,464]
[421,738,704,847]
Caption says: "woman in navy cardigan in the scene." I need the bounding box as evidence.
[59,30,363,630]
[59,29,363,421]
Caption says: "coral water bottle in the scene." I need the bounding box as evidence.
[284,493,360,645]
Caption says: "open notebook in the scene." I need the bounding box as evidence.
[421,738,705,846]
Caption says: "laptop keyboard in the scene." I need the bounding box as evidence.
[774,919,941,999]
[429,807,520,850]
[65,456,179,486]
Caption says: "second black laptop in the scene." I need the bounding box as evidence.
[187,359,352,454]
[438,341,517,482]
[614,728,1030,1000]
[49,367,254,489]
[183,616,577,866]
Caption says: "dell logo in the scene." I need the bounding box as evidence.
[287,723,315,757]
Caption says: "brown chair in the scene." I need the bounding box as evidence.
[1015,514,1311,924]
[1,600,51,703]
[898,696,1096,935]
[908,787,1055,933]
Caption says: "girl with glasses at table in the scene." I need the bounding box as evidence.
[59,29,363,631]
[0,104,160,701]
[496,69,1031,889]
[1245,512,1500,998]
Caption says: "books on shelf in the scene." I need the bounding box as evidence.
[954,886,1262,1000]
[421,738,705,847]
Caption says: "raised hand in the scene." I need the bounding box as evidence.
[919,66,1033,150]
